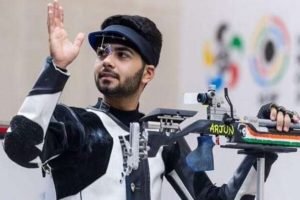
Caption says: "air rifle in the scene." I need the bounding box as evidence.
[122,86,300,176]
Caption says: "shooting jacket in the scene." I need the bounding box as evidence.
[4,57,277,200]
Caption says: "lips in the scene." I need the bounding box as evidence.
[98,71,119,80]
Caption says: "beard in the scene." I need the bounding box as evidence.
[95,65,145,98]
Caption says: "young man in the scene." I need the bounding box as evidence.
[3,1,298,200]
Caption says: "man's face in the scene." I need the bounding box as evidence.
[94,43,146,97]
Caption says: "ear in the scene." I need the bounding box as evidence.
[141,64,155,85]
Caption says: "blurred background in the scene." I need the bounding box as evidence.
[0,0,300,199]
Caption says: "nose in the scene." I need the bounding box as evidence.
[102,53,115,69]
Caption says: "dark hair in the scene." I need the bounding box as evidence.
[101,15,162,66]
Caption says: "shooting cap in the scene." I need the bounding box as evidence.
[88,25,159,66]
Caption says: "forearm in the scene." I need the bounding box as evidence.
[18,57,69,131]
[4,57,69,167]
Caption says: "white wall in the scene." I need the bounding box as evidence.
[179,0,300,199]
[1,0,300,199]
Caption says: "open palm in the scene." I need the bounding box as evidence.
[48,0,84,69]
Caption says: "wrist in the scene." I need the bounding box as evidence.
[48,57,69,75]
[53,62,68,72]
[52,59,68,70]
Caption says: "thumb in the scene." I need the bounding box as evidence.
[73,32,85,49]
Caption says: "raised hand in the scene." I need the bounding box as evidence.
[47,0,85,69]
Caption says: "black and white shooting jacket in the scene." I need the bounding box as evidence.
[4,57,277,200]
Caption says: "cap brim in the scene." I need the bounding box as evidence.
[88,30,128,51]
[88,25,155,65]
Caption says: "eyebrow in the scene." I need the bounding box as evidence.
[113,46,135,55]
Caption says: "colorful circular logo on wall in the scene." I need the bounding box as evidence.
[249,16,291,86]
[203,23,243,91]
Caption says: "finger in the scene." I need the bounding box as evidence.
[289,111,300,123]
[73,32,85,49]
[284,109,300,123]
[276,111,284,131]
[270,107,277,121]
[283,114,291,132]
[47,3,54,33]
[53,0,60,27]
[293,113,300,123]
[59,6,64,25]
